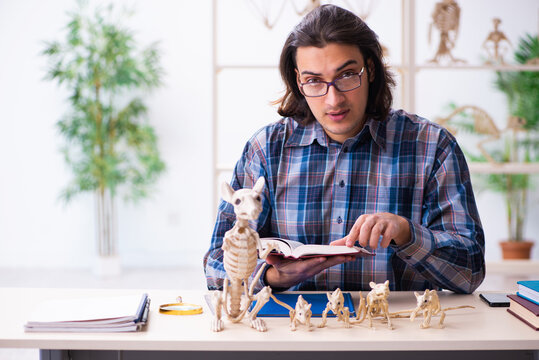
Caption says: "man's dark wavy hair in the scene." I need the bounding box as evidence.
[276,4,395,123]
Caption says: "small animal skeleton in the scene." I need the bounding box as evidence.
[408,289,474,329]
[428,0,465,64]
[211,177,277,332]
[259,294,314,331]
[318,288,352,328]
[354,281,393,329]
[482,18,512,64]
[436,105,526,163]
[289,295,314,331]
[411,289,445,328]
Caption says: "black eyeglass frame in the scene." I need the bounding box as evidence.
[299,67,365,98]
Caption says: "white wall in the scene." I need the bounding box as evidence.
[0,0,213,269]
[0,0,538,271]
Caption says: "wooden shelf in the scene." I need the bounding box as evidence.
[217,63,539,72]
[468,162,539,174]
[412,64,539,71]
[486,259,539,275]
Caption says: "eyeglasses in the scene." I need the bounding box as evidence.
[299,67,365,97]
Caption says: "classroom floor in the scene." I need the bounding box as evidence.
[0,263,536,360]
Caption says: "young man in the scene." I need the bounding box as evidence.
[204,5,485,294]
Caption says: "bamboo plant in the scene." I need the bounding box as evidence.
[42,2,165,258]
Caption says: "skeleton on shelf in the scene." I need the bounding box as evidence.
[292,0,321,16]
[428,0,466,64]
[482,18,512,64]
[436,105,527,164]
[354,280,394,330]
[211,177,278,332]
[247,0,287,29]
[318,288,353,328]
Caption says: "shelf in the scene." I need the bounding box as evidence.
[216,63,539,72]
[412,64,539,72]
[216,64,277,71]
[486,260,539,275]
[468,162,539,174]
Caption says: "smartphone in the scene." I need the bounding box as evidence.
[479,293,510,307]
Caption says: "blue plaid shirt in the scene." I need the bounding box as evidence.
[204,109,485,294]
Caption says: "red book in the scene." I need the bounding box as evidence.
[507,294,539,330]
[507,309,539,331]
[507,294,539,316]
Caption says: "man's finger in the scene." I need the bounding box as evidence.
[369,222,384,248]
[358,216,375,247]
[348,215,366,244]
[380,222,396,248]
[330,237,347,246]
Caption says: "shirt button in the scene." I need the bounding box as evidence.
[339,180,345,188]
[337,216,343,224]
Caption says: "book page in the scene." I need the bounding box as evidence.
[261,237,373,259]
[292,244,364,258]
[261,237,304,257]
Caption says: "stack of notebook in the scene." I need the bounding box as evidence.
[24,293,150,332]
[507,280,539,331]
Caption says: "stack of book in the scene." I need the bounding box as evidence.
[24,293,150,332]
[507,280,539,331]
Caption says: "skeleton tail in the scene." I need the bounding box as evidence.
[248,262,269,297]
[248,263,294,314]
[442,305,475,312]
[388,309,415,319]
[269,294,294,312]
[351,292,367,324]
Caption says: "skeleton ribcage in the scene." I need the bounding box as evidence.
[434,6,459,32]
[224,235,258,279]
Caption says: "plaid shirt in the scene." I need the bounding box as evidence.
[204,109,485,294]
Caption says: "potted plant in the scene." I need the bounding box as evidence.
[42,2,165,274]
[493,34,539,259]
[438,34,539,259]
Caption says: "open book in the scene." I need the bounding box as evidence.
[261,237,374,260]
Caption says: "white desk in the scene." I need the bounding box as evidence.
[1,288,538,360]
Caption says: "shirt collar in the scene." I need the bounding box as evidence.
[285,119,329,148]
[284,116,387,149]
[365,117,387,150]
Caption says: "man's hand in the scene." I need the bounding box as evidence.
[331,212,411,249]
[264,254,355,289]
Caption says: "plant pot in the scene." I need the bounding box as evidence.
[499,241,534,260]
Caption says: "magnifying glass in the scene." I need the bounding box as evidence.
[159,296,203,315]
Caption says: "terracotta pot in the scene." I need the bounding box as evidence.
[499,241,534,259]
